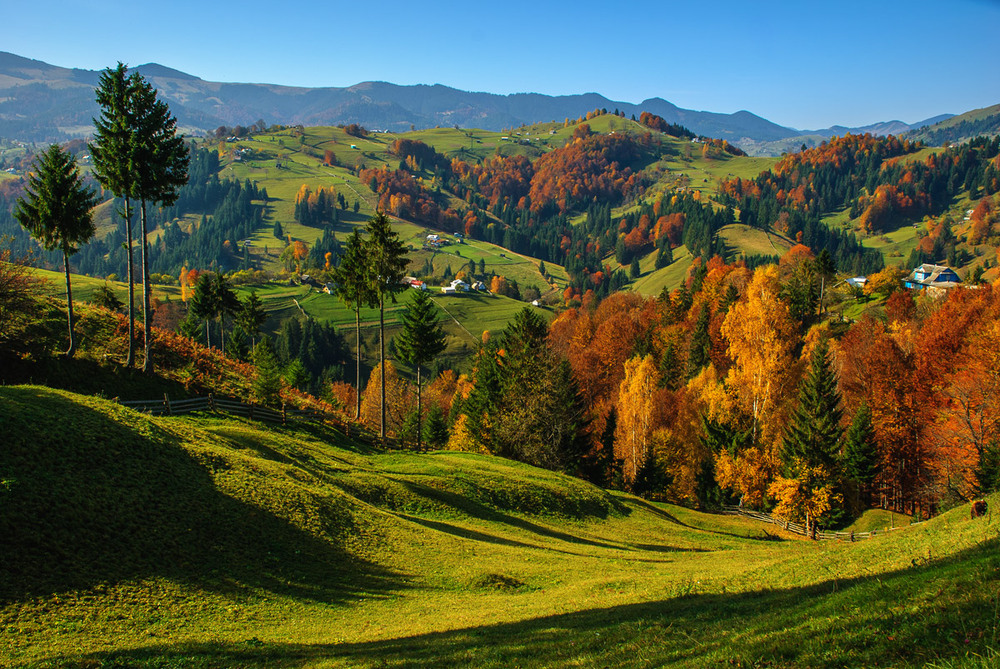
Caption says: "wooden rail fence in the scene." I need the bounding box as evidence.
[722,505,917,541]
[118,394,324,424]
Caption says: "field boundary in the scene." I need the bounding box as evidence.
[118,394,322,424]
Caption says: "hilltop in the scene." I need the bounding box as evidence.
[2,384,998,667]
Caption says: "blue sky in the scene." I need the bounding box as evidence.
[6,0,999,130]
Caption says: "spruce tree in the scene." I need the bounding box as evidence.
[90,63,137,366]
[782,338,843,472]
[686,304,711,378]
[394,290,447,451]
[332,228,376,420]
[130,71,189,374]
[14,145,98,357]
[842,402,878,507]
[365,211,409,441]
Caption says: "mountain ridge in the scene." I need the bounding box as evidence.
[0,51,964,153]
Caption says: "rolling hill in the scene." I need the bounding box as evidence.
[1,384,998,667]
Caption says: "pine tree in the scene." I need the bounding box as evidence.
[687,304,711,378]
[188,274,218,348]
[252,338,283,406]
[235,290,267,348]
[14,145,98,357]
[423,404,450,450]
[332,228,376,420]
[130,71,189,374]
[842,402,878,508]
[782,338,843,471]
[90,63,137,366]
[394,290,446,451]
[365,211,409,440]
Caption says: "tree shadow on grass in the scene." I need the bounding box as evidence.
[388,477,630,552]
[34,537,1000,668]
[0,386,406,606]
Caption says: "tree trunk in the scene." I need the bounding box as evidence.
[140,199,153,374]
[416,363,422,452]
[63,251,75,358]
[355,307,362,421]
[124,198,135,367]
[379,293,386,443]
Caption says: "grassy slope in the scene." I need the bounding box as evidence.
[2,385,998,668]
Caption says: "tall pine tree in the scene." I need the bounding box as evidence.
[394,290,447,451]
[782,338,843,471]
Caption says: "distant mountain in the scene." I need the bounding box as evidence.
[0,51,972,156]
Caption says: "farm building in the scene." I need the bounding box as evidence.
[905,264,961,291]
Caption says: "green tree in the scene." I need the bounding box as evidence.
[90,63,138,366]
[235,290,267,348]
[782,338,843,471]
[687,304,711,378]
[365,211,409,440]
[252,337,283,406]
[842,402,879,509]
[13,145,98,357]
[188,274,218,348]
[331,228,376,420]
[423,404,449,450]
[394,290,447,451]
[130,71,189,374]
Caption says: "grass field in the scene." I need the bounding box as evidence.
[2,385,998,668]
[717,223,793,259]
[631,245,694,296]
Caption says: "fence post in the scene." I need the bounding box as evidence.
[209,393,216,412]
[163,393,172,416]
[282,403,287,425]
[248,402,254,420]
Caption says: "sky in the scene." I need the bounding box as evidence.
[5,0,1000,130]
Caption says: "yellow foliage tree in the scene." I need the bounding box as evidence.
[767,461,840,539]
[614,354,660,486]
[721,264,797,448]
[360,361,413,436]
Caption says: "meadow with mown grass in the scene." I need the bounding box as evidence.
[2,384,998,668]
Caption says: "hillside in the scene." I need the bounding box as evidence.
[2,385,998,667]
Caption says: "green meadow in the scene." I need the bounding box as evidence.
[1,385,997,668]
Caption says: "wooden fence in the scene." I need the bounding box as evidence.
[118,394,324,424]
[116,394,398,448]
[722,505,915,541]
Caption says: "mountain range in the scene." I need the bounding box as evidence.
[0,51,957,154]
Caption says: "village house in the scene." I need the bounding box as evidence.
[905,263,961,291]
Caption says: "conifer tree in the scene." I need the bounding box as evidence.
[842,401,878,507]
[90,63,137,366]
[332,228,376,420]
[188,274,218,348]
[130,71,189,373]
[394,290,446,451]
[687,304,711,378]
[782,338,843,472]
[14,145,98,357]
[235,290,267,348]
[365,211,409,441]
